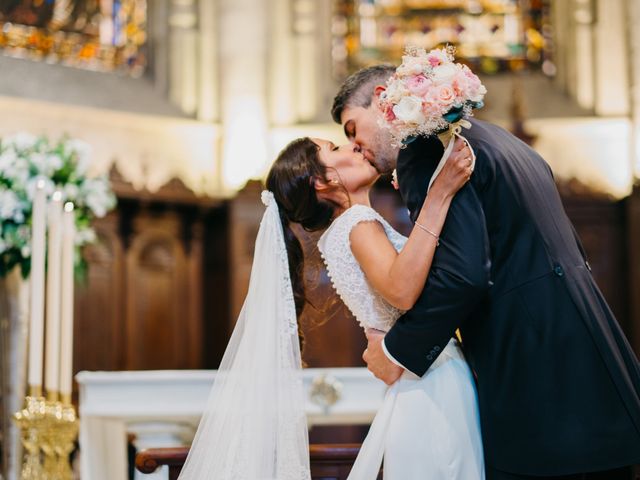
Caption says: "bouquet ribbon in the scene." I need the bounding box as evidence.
[427,119,476,192]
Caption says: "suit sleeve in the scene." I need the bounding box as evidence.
[385,154,492,377]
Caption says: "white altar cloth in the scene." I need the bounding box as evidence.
[76,368,386,480]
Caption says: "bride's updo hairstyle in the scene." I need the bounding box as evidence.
[266,137,346,327]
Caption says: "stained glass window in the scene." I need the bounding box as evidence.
[0,0,147,77]
[332,0,554,78]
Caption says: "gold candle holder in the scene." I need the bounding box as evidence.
[13,390,79,480]
[13,394,46,480]
[54,399,78,480]
[42,397,62,480]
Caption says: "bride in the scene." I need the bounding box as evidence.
[178,136,484,479]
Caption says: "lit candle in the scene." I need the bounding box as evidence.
[28,180,47,397]
[59,202,76,404]
[44,191,63,400]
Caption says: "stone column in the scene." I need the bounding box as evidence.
[292,0,319,122]
[219,0,270,192]
[168,0,199,116]
[593,0,630,116]
[197,0,218,122]
[572,0,596,110]
[268,0,297,125]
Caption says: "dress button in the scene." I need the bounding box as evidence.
[427,355,433,361]
[434,346,441,352]
[553,265,564,277]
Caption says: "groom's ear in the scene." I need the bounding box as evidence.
[372,85,386,109]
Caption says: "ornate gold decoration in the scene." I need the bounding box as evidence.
[13,394,78,480]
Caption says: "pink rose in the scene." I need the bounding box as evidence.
[452,70,470,97]
[406,74,432,97]
[437,85,456,106]
[428,55,441,67]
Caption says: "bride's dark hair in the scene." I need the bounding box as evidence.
[266,137,346,349]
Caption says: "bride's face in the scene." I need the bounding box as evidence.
[312,138,379,194]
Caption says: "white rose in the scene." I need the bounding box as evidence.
[432,64,458,85]
[392,96,425,125]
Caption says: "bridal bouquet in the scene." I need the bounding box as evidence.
[0,133,116,277]
[380,46,487,146]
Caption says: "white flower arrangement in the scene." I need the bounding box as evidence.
[0,133,116,277]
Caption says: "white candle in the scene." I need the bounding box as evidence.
[44,191,63,398]
[28,180,47,396]
[59,202,76,403]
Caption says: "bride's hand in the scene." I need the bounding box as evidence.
[431,138,474,199]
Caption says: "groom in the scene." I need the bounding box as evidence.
[332,65,640,479]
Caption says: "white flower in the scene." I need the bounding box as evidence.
[30,153,63,177]
[66,139,92,176]
[62,183,79,202]
[80,177,115,218]
[75,226,96,245]
[384,80,409,103]
[432,63,458,85]
[5,133,38,152]
[25,177,55,201]
[0,190,22,221]
[393,96,425,125]
[0,150,17,172]
[470,84,487,103]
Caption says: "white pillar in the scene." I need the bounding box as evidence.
[197,0,218,122]
[219,0,270,191]
[168,0,199,116]
[268,0,297,125]
[293,0,320,122]
[572,0,596,110]
[594,0,630,116]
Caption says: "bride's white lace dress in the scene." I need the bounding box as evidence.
[318,204,485,480]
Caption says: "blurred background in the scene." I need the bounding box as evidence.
[0,0,639,476]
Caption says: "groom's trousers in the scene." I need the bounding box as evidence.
[486,465,634,480]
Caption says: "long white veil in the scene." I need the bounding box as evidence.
[178,190,311,479]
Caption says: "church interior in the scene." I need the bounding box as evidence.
[0,0,639,479]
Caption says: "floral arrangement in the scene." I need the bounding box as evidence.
[0,133,116,277]
[380,46,487,146]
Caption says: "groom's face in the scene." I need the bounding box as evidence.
[340,94,398,175]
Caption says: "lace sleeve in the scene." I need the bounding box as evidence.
[318,205,383,261]
[317,205,402,330]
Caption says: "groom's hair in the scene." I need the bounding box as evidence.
[331,64,396,124]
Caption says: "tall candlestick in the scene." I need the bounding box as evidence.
[59,203,76,404]
[44,191,63,400]
[28,180,47,396]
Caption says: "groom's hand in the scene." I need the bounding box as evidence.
[363,329,404,385]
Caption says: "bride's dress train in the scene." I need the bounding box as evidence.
[318,204,485,480]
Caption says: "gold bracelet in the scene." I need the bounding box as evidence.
[414,221,440,246]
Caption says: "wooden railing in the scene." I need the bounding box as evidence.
[135,444,380,480]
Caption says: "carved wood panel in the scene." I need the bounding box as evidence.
[72,174,228,388]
